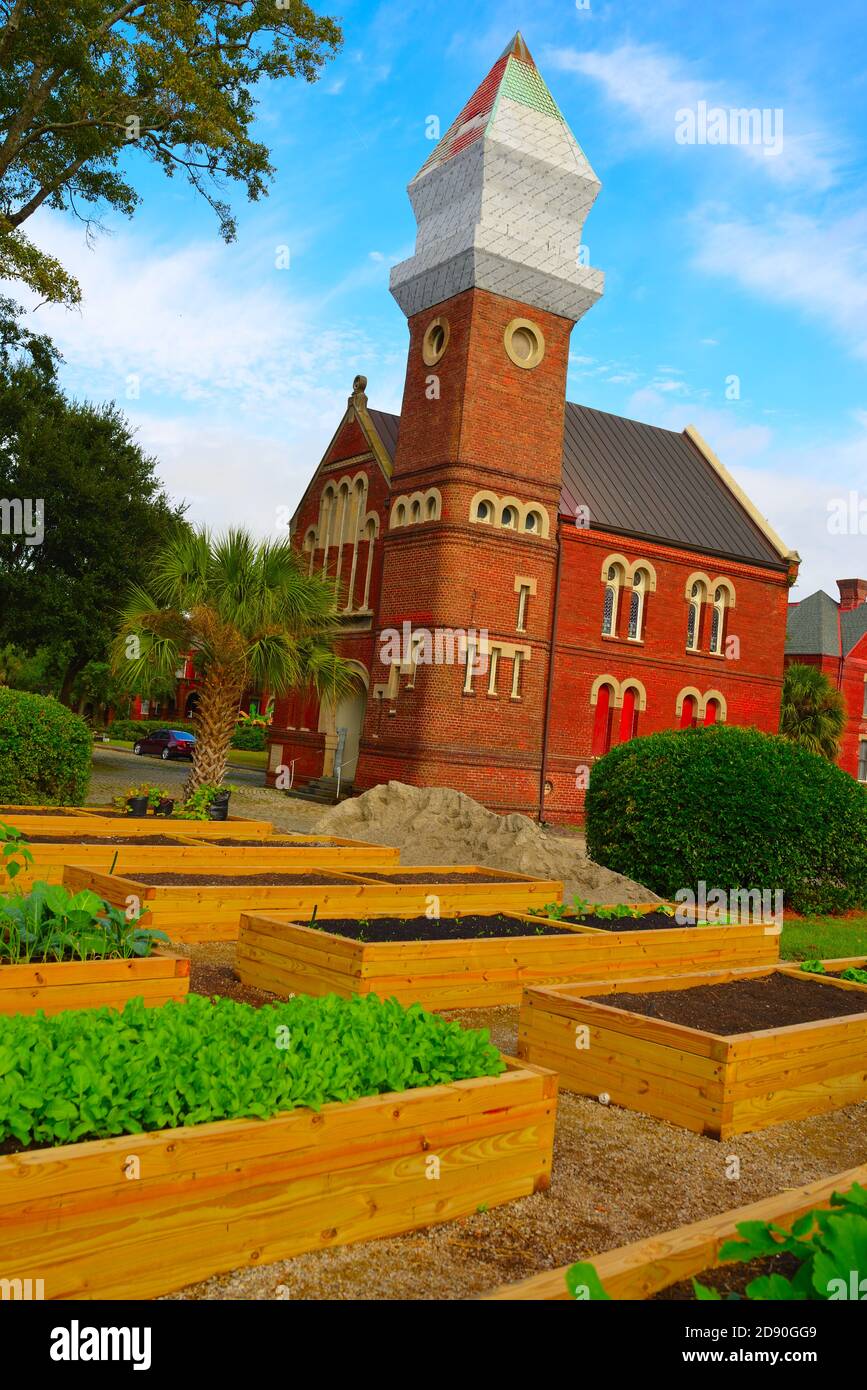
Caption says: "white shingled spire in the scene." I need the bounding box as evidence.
[390,33,604,322]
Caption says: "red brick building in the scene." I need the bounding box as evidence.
[267,34,799,819]
[786,580,867,783]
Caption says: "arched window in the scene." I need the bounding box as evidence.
[704,697,722,726]
[501,505,518,529]
[524,509,541,533]
[395,503,406,526]
[628,569,647,640]
[679,694,697,728]
[591,682,615,757]
[425,495,437,520]
[410,500,421,523]
[710,586,727,655]
[602,564,623,637]
[619,685,639,742]
[686,581,705,651]
[476,499,493,522]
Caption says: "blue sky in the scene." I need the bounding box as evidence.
[16,0,867,598]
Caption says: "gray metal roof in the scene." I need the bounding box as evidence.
[786,590,841,656]
[841,603,867,656]
[367,401,786,570]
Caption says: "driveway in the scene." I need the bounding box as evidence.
[88,746,323,833]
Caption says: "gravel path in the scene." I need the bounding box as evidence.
[164,958,867,1302]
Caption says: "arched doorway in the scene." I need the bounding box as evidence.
[320,663,368,784]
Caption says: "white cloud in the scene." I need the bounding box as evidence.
[692,208,867,360]
[545,43,838,191]
[624,391,867,596]
[5,212,407,533]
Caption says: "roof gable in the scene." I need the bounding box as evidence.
[786,590,841,657]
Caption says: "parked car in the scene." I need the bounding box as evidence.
[132,729,196,761]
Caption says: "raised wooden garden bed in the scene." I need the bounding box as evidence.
[797,955,867,977]
[512,911,779,976]
[518,966,867,1137]
[13,832,399,889]
[0,1056,557,1300]
[0,805,274,838]
[0,948,189,1017]
[484,1160,867,1300]
[237,911,780,1011]
[61,866,558,944]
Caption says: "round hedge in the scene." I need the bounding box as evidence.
[0,688,92,805]
[585,725,867,915]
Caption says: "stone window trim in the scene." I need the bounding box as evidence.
[504,317,546,371]
[514,575,537,632]
[422,314,450,367]
[469,491,550,538]
[589,674,647,712]
[676,686,728,722]
[390,488,442,529]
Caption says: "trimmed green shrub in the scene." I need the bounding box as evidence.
[231,722,266,750]
[107,718,196,741]
[586,725,867,915]
[0,993,506,1148]
[0,688,91,804]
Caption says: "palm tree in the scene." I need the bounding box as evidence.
[779,662,846,761]
[112,528,358,795]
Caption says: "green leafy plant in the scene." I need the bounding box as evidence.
[112,783,171,813]
[800,959,827,975]
[0,821,33,887]
[841,966,867,984]
[174,782,237,820]
[587,726,867,915]
[0,992,506,1149]
[0,882,167,965]
[565,1184,867,1301]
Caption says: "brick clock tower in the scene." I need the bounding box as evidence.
[354,33,604,813]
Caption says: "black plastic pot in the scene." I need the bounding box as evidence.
[127,796,149,817]
[207,802,229,821]
[154,799,175,817]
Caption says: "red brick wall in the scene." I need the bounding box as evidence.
[786,644,867,781]
[355,287,573,813]
[542,526,791,821]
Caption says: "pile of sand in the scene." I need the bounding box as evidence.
[315,781,655,905]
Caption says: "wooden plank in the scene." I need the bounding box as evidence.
[0,1061,557,1298]
[0,951,189,1016]
[483,1161,867,1300]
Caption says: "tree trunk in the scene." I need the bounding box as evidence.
[185,668,243,799]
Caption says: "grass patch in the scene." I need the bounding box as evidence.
[781,915,867,961]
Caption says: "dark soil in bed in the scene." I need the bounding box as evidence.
[558,910,690,932]
[651,1252,802,1300]
[186,838,332,847]
[128,871,351,886]
[23,833,189,845]
[357,870,519,884]
[305,914,576,942]
[602,973,867,1034]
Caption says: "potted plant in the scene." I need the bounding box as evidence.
[175,783,235,821]
[154,796,175,817]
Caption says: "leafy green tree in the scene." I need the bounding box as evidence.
[0,1,342,306]
[0,353,188,702]
[779,662,847,761]
[113,527,358,793]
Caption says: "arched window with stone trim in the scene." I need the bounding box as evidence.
[602,563,624,637]
[628,568,648,640]
[709,579,735,655]
[590,676,618,757]
[686,579,707,651]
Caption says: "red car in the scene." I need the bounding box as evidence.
[132,728,196,761]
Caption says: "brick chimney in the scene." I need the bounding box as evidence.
[837,578,867,611]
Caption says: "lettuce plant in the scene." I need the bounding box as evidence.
[0,993,506,1148]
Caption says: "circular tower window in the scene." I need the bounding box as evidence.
[422,316,450,366]
[504,318,545,370]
